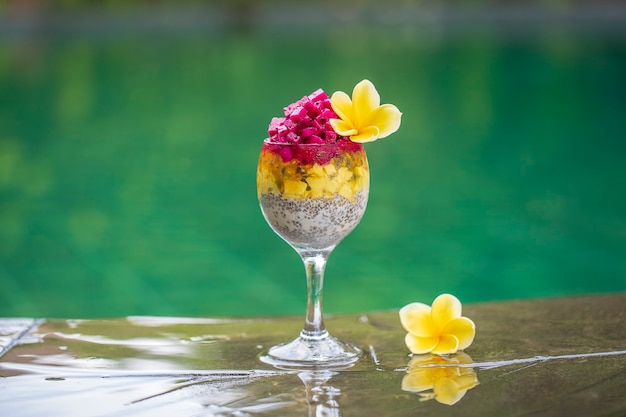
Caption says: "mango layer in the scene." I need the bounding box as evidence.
[257,148,369,201]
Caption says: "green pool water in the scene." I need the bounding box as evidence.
[1,12,625,318]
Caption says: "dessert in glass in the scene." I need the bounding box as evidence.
[257,80,401,367]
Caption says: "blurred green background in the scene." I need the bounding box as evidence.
[1,1,625,318]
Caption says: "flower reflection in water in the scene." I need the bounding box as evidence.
[402,353,479,406]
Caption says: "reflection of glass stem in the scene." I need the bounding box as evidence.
[298,370,342,417]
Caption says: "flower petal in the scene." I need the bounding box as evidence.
[367,104,402,139]
[433,378,467,405]
[399,302,435,336]
[454,373,479,391]
[350,125,380,143]
[330,91,354,122]
[431,334,459,355]
[352,79,380,125]
[401,370,434,393]
[442,317,476,350]
[407,353,447,368]
[454,352,475,366]
[405,333,439,355]
[431,294,462,330]
[329,118,357,137]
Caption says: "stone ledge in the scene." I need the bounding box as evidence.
[1,293,625,416]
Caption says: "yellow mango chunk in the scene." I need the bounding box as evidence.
[354,166,368,178]
[324,177,341,193]
[306,176,327,198]
[323,163,337,176]
[336,167,353,183]
[338,184,353,200]
[283,179,307,198]
[308,164,325,178]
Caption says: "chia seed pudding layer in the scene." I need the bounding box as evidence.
[259,189,369,250]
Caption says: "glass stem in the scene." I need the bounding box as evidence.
[299,250,332,340]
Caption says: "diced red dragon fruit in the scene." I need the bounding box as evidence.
[283,118,297,131]
[303,100,319,117]
[318,109,335,123]
[307,135,325,144]
[307,88,327,102]
[277,125,288,135]
[278,146,293,162]
[285,131,299,143]
[282,100,300,117]
[325,131,337,142]
[268,117,284,136]
[301,127,316,137]
[289,106,307,122]
[267,87,348,146]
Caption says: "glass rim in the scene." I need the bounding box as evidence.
[262,138,357,146]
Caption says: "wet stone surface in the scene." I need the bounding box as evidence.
[0,294,625,416]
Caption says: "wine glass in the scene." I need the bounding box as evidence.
[257,139,369,367]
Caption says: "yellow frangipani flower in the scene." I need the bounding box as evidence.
[402,353,479,406]
[400,294,476,355]
[329,79,402,143]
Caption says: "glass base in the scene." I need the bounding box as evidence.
[260,332,362,369]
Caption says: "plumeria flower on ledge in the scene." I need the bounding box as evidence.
[400,294,476,355]
[330,79,402,143]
